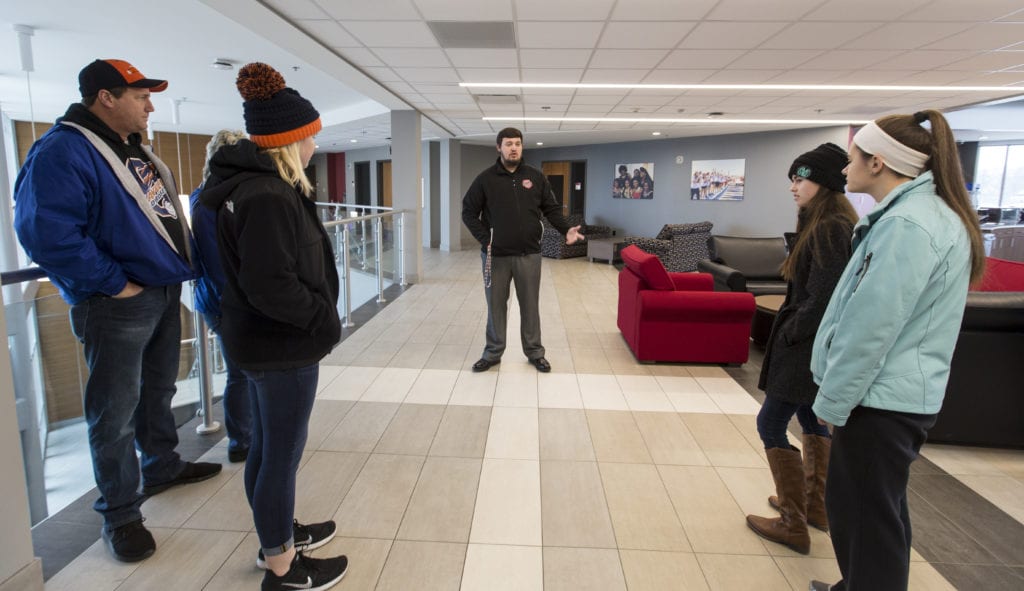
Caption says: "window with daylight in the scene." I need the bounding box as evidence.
[975,144,1024,209]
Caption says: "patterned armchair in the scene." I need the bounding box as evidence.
[541,214,613,259]
[622,222,713,272]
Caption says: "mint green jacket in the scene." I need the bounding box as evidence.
[811,172,971,426]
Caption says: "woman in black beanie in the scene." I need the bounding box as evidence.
[200,62,346,591]
[745,143,858,554]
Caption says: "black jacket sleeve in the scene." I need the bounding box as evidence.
[783,220,853,345]
[461,174,491,246]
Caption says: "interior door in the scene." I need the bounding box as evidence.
[354,161,371,206]
[542,161,571,216]
[378,160,393,208]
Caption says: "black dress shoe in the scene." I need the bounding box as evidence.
[472,358,500,372]
[228,446,249,463]
[529,357,551,372]
[143,461,222,496]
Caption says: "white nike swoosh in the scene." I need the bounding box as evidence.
[282,576,312,589]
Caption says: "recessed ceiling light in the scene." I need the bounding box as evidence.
[350,139,358,143]
[536,141,544,145]
[652,131,661,136]
[210,59,233,71]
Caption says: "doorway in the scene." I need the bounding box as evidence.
[354,161,371,207]
[376,160,393,208]
[542,160,587,216]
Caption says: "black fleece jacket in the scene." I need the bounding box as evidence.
[199,140,340,370]
[462,158,571,256]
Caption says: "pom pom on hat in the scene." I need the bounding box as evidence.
[788,143,848,193]
[236,62,321,148]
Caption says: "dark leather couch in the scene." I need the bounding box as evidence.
[930,291,1024,448]
[697,235,788,295]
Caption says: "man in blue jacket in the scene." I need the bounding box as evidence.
[13,59,221,563]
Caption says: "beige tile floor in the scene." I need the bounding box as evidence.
[46,248,1016,590]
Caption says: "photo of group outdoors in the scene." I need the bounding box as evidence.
[691,159,746,201]
[612,162,655,199]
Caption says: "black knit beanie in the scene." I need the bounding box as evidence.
[236,62,321,148]
[788,142,848,193]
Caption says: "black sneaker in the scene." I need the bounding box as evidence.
[261,552,347,591]
[257,520,337,569]
[101,519,155,562]
[228,446,249,463]
[143,461,222,496]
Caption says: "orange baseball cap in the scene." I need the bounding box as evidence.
[78,59,168,96]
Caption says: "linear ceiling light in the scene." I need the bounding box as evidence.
[484,116,870,125]
[461,82,1023,93]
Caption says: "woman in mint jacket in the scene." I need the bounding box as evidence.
[808,110,985,591]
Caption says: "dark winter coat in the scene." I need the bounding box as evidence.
[462,158,571,256]
[199,140,340,370]
[758,215,854,405]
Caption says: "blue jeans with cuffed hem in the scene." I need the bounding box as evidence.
[70,284,185,530]
[756,395,830,449]
[204,314,252,452]
[243,363,319,554]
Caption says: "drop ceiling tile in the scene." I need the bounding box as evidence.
[516,22,605,49]
[415,84,469,94]
[338,48,385,67]
[298,20,362,46]
[875,50,973,70]
[589,49,668,69]
[393,67,461,82]
[522,95,570,106]
[828,70,923,84]
[581,69,649,83]
[572,94,626,105]
[445,49,518,68]
[317,0,420,20]
[598,22,696,49]
[420,93,477,104]
[897,71,979,85]
[642,69,718,84]
[266,0,329,19]
[520,87,577,97]
[799,50,904,70]
[343,21,439,47]
[940,51,1024,72]
[705,0,823,20]
[519,69,584,83]
[727,49,822,69]
[374,48,450,67]
[457,68,521,82]
[608,105,660,114]
[610,0,717,19]
[412,0,513,20]
[761,22,882,50]
[955,71,1024,85]
[918,0,1024,21]
[516,0,616,20]
[660,50,746,69]
[923,23,1024,51]
[765,69,850,84]
[619,94,675,106]
[678,22,789,49]
[700,69,785,83]
[803,0,927,20]
[520,49,593,68]
[842,22,974,50]
[363,67,404,82]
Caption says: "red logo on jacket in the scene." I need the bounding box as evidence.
[522,179,533,189]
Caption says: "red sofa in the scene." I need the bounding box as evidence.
[617,245,756,364]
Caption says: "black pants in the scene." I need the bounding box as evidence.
[826,406,936,591]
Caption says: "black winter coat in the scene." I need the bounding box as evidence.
[199,140,340,370]
[758,216,854,405]
[462,158,571,256]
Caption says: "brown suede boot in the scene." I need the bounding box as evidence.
[767,435,831,532]
[747,447,810,554]
[803,434,830,532]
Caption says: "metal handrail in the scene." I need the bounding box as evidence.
[0,265,46,286]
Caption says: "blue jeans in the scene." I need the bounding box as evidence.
[756,395,830,449]
[204,314,252,451]
[243,363,319,555]
[69,284,185,529]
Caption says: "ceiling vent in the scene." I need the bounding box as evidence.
[474,94,520,105]
[428,21,516,49]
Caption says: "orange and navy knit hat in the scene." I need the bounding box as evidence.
[236,62,321,148]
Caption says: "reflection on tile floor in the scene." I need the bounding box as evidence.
[36,249,1024,590]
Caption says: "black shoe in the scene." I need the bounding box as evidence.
[809,581,833,591]
[143,461,222,496]
[472,358,500,372]
[529,357,551,373]
[262,552,347,591]
[101,519,155,562]
[257,520,337,569]
[228,446,249,463]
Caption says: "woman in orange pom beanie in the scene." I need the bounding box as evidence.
[198,62,346,591]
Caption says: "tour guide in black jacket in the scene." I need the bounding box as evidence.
[200,139,341,370]
[462,127,583,373]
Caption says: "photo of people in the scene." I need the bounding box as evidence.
[691,159,746,201]
[612,162,654,199]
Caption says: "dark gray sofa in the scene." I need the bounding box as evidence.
[697,235,788,296]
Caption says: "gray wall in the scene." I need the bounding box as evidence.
[459,143,499,248]
[530,126,850,238]
[343,145,392,205]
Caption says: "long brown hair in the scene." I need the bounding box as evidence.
[781,186,858,281]
[869,110,985,283]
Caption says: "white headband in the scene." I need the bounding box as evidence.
[852,121,929,178]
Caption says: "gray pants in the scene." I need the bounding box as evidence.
[481,252,544,362]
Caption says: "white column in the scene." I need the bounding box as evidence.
[439,139,463,252]
[390,110,422,282]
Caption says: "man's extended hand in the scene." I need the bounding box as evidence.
[566,225,585,244]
